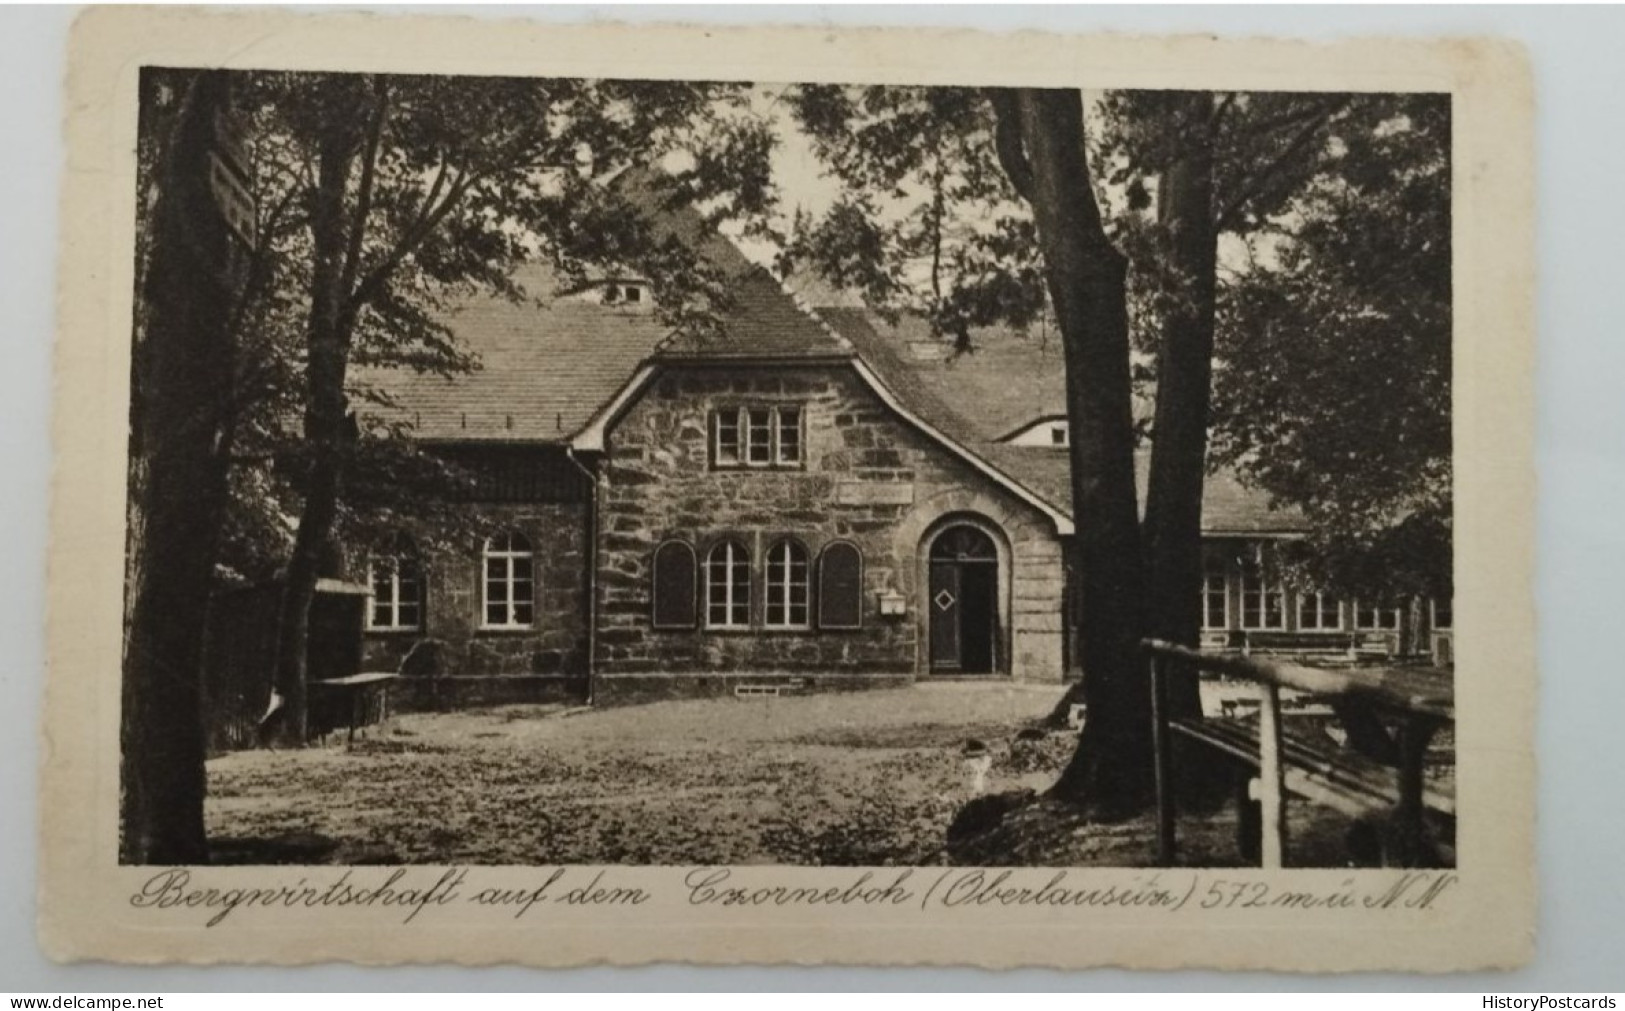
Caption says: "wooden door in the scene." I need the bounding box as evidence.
[929,560,963,671]
[958,562,997,673]
[928,525,999,674]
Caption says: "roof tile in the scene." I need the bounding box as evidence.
[356,261,671,443]
[817,307,1304,535]
[359,185,1303,538]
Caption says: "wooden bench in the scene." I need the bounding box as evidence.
[1146,639,1454,868]
[1241,630,1357,660]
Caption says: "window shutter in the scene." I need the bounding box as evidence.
[652,541,697,629]
[818,542,863,629]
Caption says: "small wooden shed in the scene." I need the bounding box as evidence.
[202,577,372,751]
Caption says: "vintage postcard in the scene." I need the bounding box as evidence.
[41,7,1535,970]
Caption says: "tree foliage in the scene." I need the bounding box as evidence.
[784,85,1047,347]
[126,68,777,850]
[1095,91,1374,723]
[218,70,777,557]
[214,70,777,741]
[785,86,1450,598]
[783,84,1449,813]
[1208,94,1452,600]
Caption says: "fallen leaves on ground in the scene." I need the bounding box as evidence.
[207,685,1068,865]
[206,684,1388,867]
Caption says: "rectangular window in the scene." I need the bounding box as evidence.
[482,532,535,629]
[371,568,395,629]
[1200,559,1228,630]
[778,407,802,464]
[368,561,422,631]
[715,410,741,466]
[1354,601,1402,630]
[764,540,810,629]
[746,408,773,465]
[367,537,423,632]
[1240,563,1286,630]
[712,405,803,469]
[1297,592,1342,631]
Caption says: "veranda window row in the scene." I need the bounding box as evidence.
[652,537,863,632]
[1199,557,1419,633]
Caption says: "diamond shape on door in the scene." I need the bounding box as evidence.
[933,589,956,612]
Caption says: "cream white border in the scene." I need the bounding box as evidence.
[41,7,1535,971]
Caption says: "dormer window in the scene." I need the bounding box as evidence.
[604,282,645,306]
[999,416,1071,448]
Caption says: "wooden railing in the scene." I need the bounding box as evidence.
[1144,638,1454,868]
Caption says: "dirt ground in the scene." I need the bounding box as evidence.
[205,682,1365,867]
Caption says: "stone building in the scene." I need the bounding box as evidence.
[356,222,1447,707]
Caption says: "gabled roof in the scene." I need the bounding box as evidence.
[356,261,671,443]
[643,221,851,361]
[816,311,993,451]
[358,181,850,442]
[969,446,1309,537]
[358,176,1303,539]
[651,256,852,362]
[815,309,1074,443]
[816,307,1307,536]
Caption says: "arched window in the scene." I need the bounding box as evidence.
[367,531,423,632]
[482,530,534,629]
[705,540,751,629]
[651,540,698,629]
[817,541,863,630]
[764,539,811,629]
[930,525,997,561]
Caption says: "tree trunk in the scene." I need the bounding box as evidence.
[1142,93,1220,720]
[120,71,243,863]
[1008,89,1151,814]
[270,104,364,745]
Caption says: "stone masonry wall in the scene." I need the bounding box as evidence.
[361,501,591,679]
[594,363,1066,683]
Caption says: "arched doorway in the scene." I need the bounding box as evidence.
[928,524,1001,674]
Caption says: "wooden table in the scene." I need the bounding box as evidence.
[310,670,400,744]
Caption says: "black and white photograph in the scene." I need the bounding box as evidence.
[35,7,1541,972]
[120,61,1455,872]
